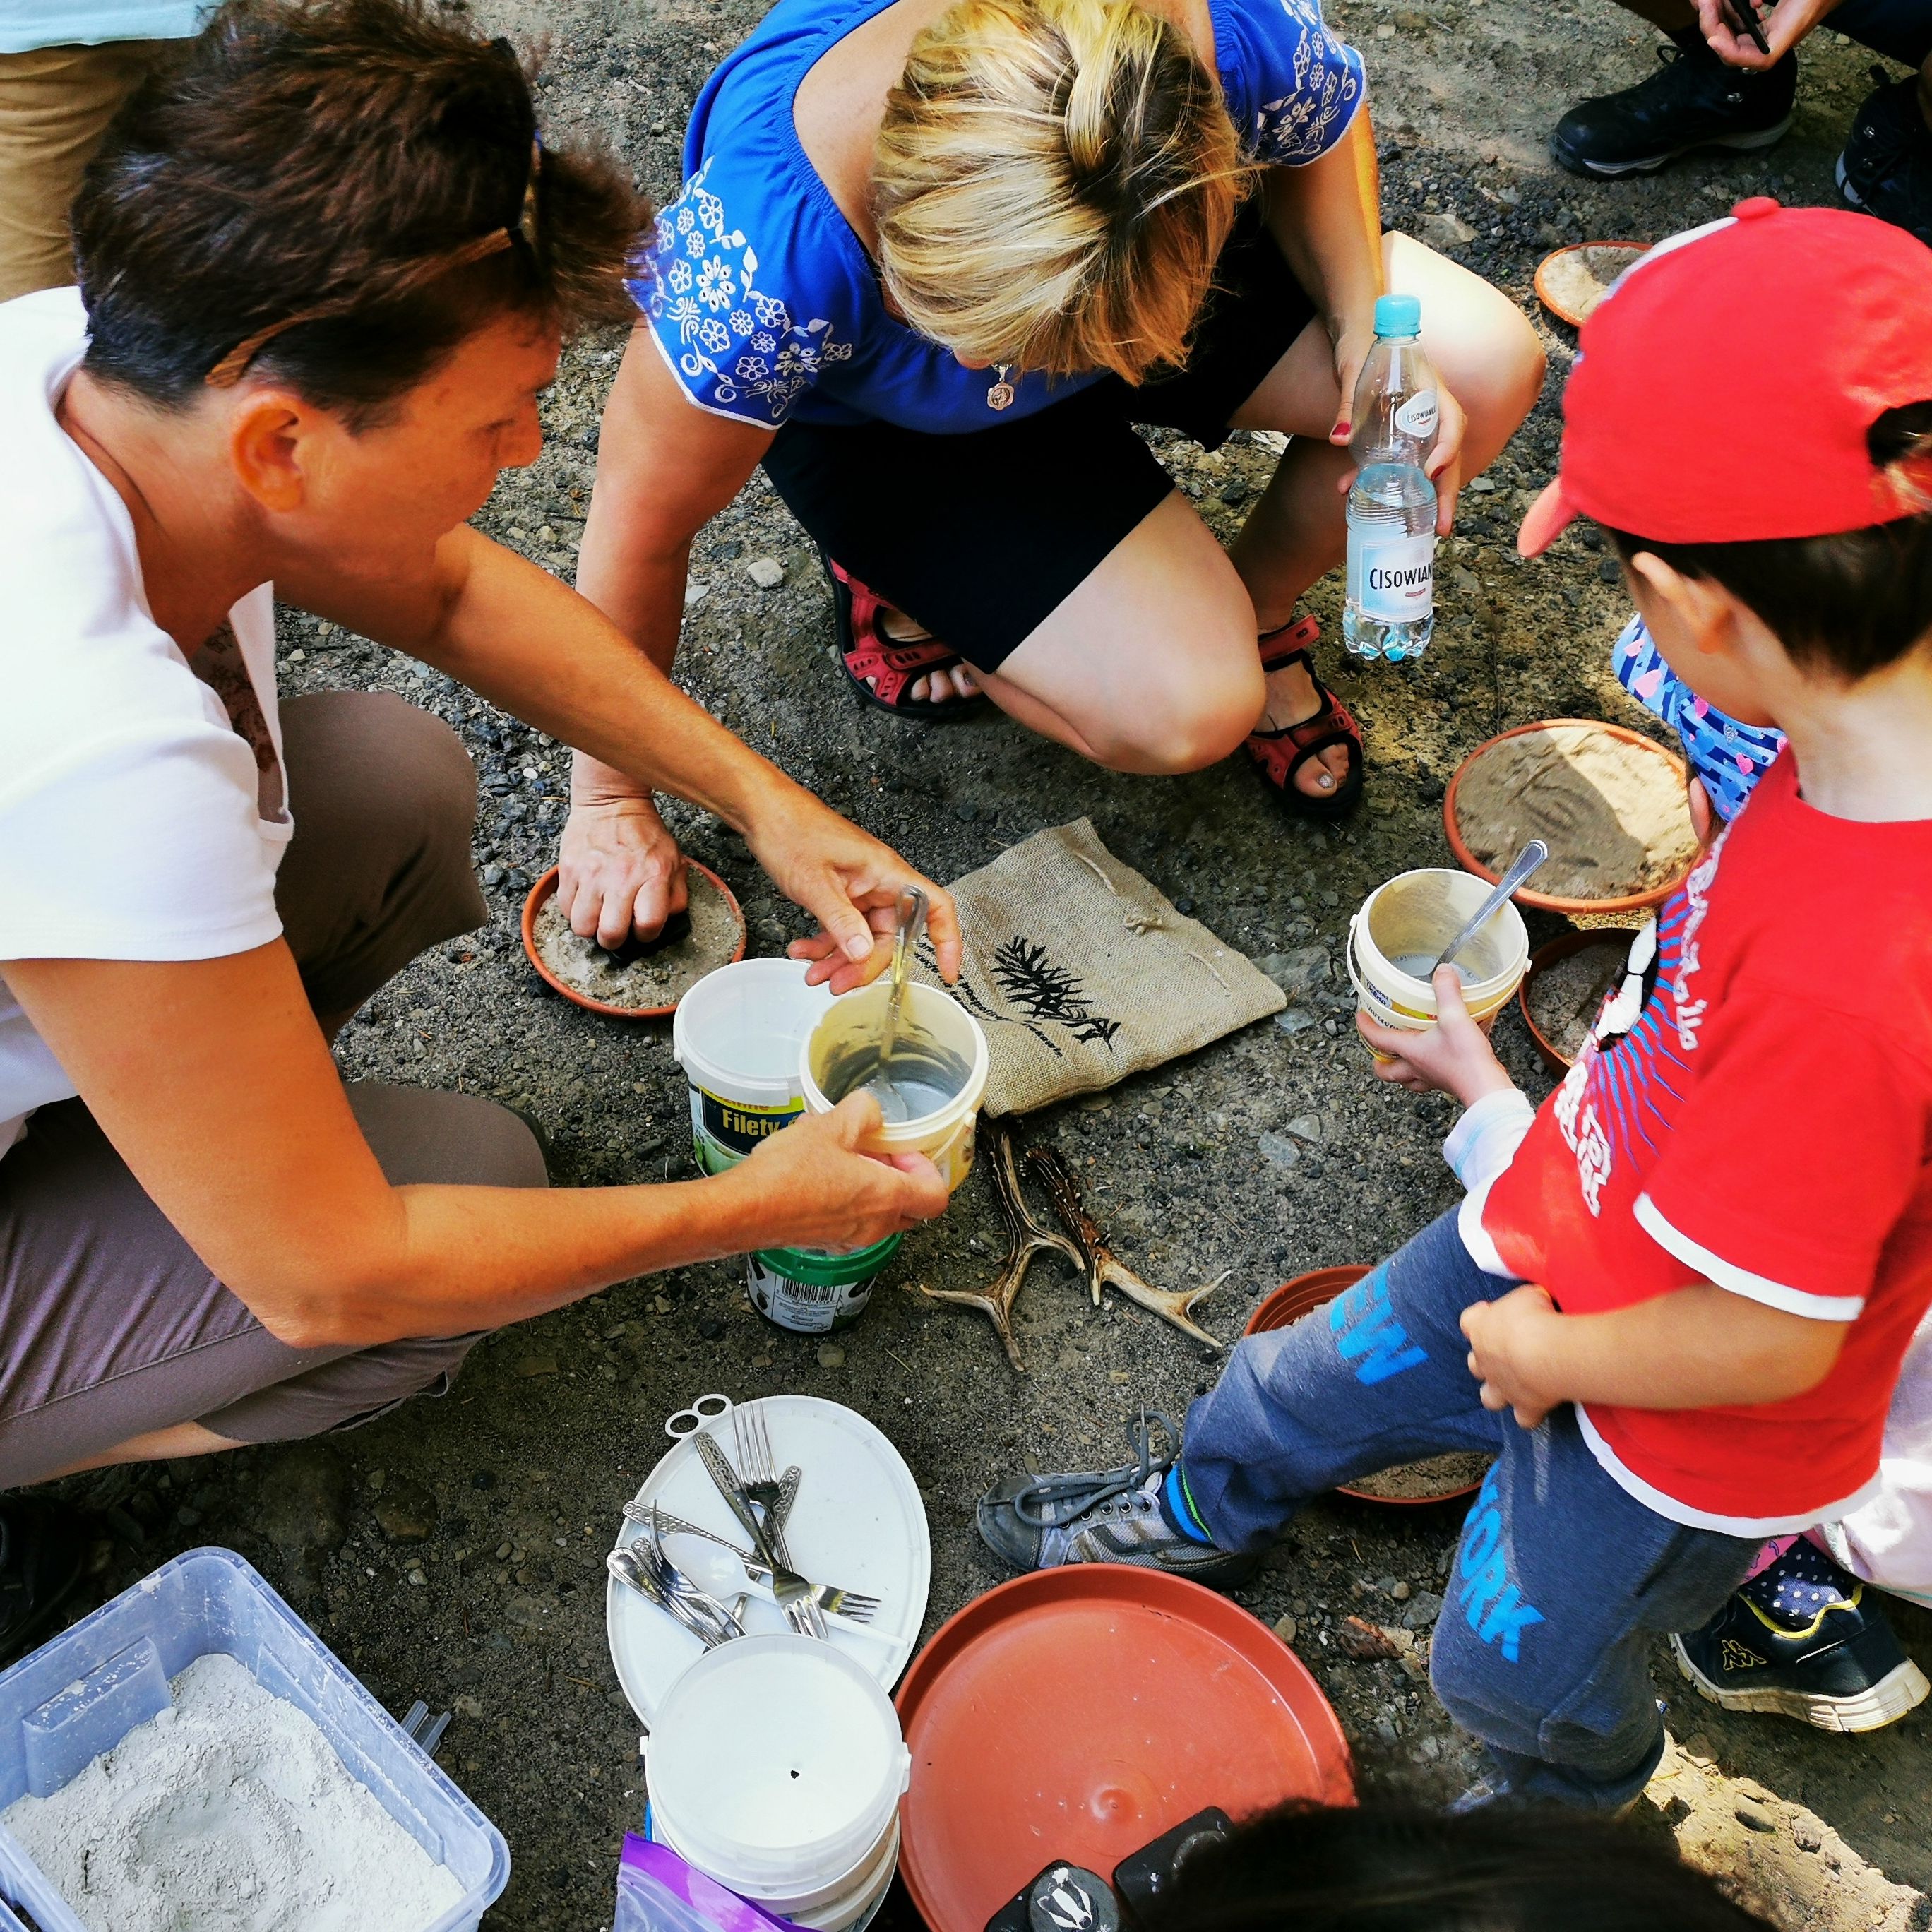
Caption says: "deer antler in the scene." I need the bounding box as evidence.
[1025,1146,1226,1349]
[916,1117,1083,1371]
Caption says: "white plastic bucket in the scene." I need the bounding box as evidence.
[673,960,836,1174]
[1347,868,1530,1062]
[645,1635,910,1932]
[799,982,990,1195]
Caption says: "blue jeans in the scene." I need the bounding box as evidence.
[1181,1210,1760,1809]
[1832,0,1931,68]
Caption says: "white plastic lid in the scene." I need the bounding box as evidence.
[648,1635,910,1894]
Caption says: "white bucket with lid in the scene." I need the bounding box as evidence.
[1347,868,1530,1062]
[673,960,836,1174]
[645,1634,910,1932]
[799,982,990,1195]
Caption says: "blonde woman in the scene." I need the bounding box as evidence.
[567,0,1544,946]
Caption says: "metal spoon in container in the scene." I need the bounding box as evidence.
[875,884,928,1076]
[1429,839,1549,979]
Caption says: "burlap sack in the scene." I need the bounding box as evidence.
[912,819,1284,1116]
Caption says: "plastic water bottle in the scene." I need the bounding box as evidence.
[1343,293,1440,662]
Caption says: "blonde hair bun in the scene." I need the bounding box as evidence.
[873,0,1250,383]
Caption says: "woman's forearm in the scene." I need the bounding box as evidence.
[1525,1286,1847,1411]
[1262,109,1384,335]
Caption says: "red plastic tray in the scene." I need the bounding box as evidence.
[895,1568,1352,1932]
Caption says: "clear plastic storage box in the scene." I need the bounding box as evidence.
[0,1546,508,1932]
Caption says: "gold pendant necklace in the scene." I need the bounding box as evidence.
[986,364,1015,412]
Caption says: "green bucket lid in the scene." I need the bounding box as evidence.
[752,1232,902,1286]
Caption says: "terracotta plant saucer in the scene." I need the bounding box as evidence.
[895,1568,1352,1932]
[1445,719,1696,919]
[1534,241,1649,328]
[1248,1270,1487,1506]
[1517,928,1635,1074]
[520,861,745,1020]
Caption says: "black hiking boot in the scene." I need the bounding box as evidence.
[1839,72,1932,244]
[1551,35,1796,177]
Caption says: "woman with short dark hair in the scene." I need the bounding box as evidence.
[0,0,953,1655]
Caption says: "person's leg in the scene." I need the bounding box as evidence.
[0,40,171,304]
[1429,1410,1758,1810]
[1223,231,1543,771]
[272,688,488,1037]
[977,1209,1509,1580]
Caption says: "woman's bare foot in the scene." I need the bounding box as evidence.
[1258,653,1352,800]
[876,606,980,705]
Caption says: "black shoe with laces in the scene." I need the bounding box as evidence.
[1839,73,1932,244]
[976,1411,1261,1590]
[0,1502,90,1666]
[1551,36,1796,177]
[1671,1543,1930,1734]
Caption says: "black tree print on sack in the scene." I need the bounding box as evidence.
[948,935,1122,1058]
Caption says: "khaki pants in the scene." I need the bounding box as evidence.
[0,40,171,304]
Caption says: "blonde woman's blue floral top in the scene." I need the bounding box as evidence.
[631,0,1366,434]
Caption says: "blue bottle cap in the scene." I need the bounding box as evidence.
[1374,293,1422,337]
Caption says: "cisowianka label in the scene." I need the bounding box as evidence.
[1353,534,1436,623]
[1394,388,1439,440]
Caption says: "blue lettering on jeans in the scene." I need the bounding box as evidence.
[1455,1467,1544,1663]
[1329,1269,1428,1385]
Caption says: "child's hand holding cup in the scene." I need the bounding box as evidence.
[1357,967,1518,1105]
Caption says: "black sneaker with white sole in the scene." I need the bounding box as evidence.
[1671,1544,1930,1734]
[1551,37,1796,178]
[976,1411,1261,1590]
[1838,73,1932,244]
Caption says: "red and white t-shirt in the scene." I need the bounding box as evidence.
[1478,754,1932,1534]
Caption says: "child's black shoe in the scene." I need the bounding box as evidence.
[1671,1544,1928,1733]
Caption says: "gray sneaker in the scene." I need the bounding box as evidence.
[976,1412,1260,1589]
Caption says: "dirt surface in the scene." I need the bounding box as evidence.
[46,2,1931,1928]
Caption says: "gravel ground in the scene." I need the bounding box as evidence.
[46,1,1932,1927]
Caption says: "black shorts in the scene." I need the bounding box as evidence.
[761,201,1320,673]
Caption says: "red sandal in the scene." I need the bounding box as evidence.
[1245,614,1365,821]
[822,553,988,719]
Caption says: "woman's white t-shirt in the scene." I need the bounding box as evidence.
[0,286,292,1158]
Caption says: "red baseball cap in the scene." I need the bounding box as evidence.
[1519,199,1932,557]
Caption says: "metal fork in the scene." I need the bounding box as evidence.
[734,1403,827,1638]
[621,1503,881,1622]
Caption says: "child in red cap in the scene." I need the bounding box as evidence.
[977,200,1932,1808]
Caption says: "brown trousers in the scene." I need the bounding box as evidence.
[0,692,546,1491]
[0,40,174,304]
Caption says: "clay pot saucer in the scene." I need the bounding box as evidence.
[1517,928,1635,1074]
[1248,1269,1486,1506]
[1444,719,1696,919]
[1534,241,1649,328]
[520,861,745,1019]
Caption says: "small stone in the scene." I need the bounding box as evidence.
[746,557,785,589]
[1598,559,1621,583]
[374,1477,439,1545]
[366,1469,387,1495]
[1450,567,1479,595]
[1468,475,1496,494]
[482,864,504,887]
[1258,1131,1301,1171]
[1375,1717,1398,1743]
[494,1542,513,1561]
[1273,1614,1298,1644]
[1373,19,1395,34]
[955,801,979,823]
[1258,946,1330,1001]
[652,1295,672,1315]
[1734,1798,1775,1835]
[516,1355,560,1378]
[684,578,710,607]
[1418,210,1476,249]
[1219,477,1250,505]
[1275,1008,1316,1035]
[1400,1589,1443,1629]
[1793,1819,1824,1852]
[817,1343,845,1369]
[1392,1580,1412,1602]
[1109,1369,1131,1384]
[698,1316,726,1340]
[1286,1113,1323,1145]
[1173,897,1195,917]
[406,1568,428,1587]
